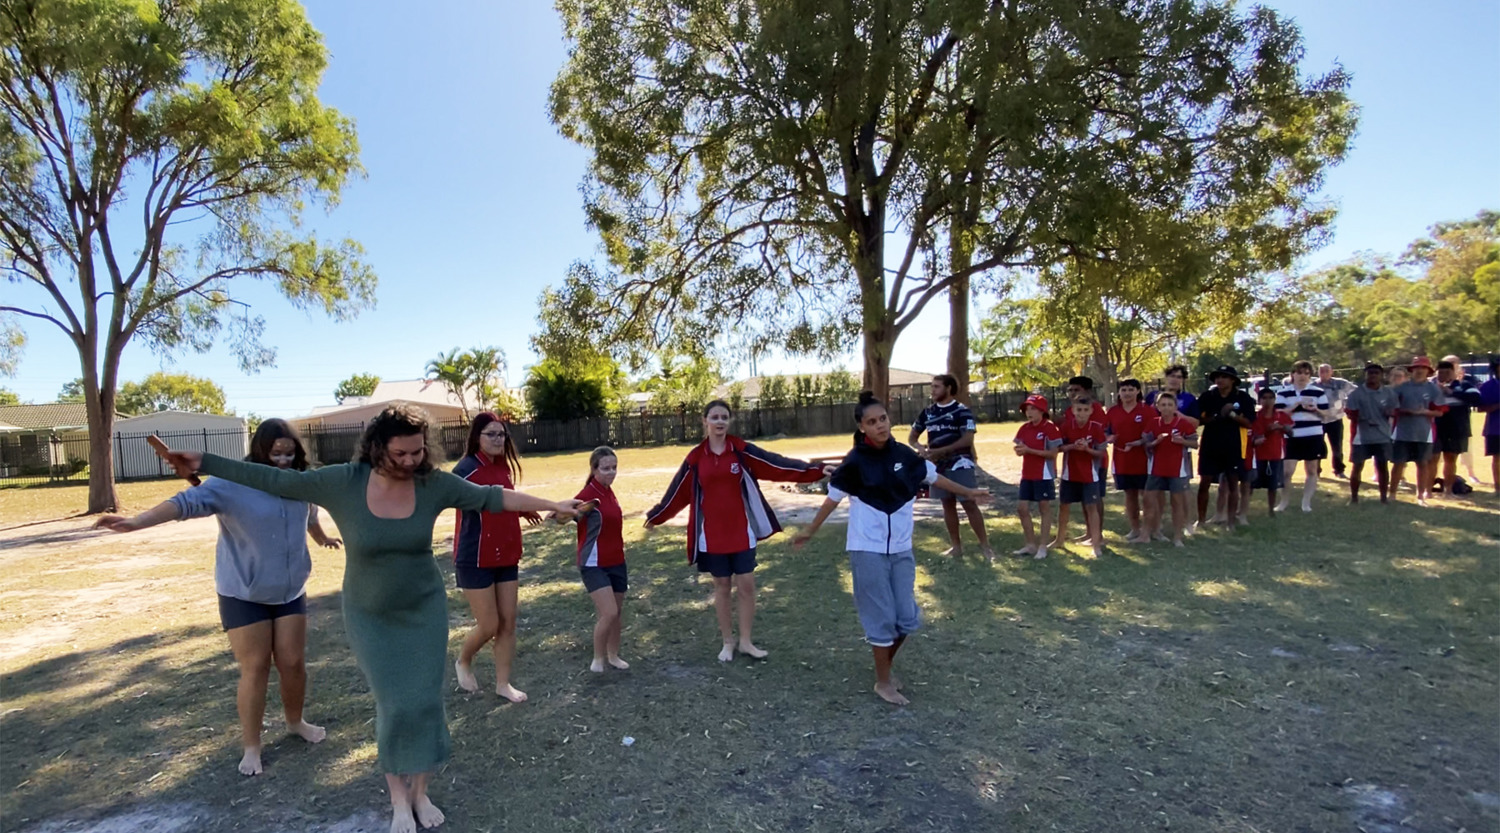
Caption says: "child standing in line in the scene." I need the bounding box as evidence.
[1391,356,1446,506]
[1106,379,1152,543]
[1013,395,1063,560]
[1053,396,1108,558]
[1345,363,1399,504]
[576,447,629,673]
[1144,394,1198,547]
[1249,387,1294,516]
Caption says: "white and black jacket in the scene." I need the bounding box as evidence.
[826,434,938,555]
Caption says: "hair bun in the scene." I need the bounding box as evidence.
[857,390,879,406]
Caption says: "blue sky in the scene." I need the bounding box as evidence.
[5,0,1497,416]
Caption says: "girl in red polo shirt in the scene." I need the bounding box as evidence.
[451,412,541,702]
[576,446,628,672]
[645,400,831,662]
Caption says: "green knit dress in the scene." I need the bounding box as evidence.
[199,454,507,774]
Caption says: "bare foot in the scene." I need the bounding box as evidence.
[1046,538,1066,550]
[1124,531,1143,543]
[1173,538,1185,548]
[1236,515,1250,527]
[1092,544,1105,558]
[1033,547,1048,561]
[1416,497,1429,507]
[980,545,996,561]
[874,681,909,705]
[890,672,904,691]
[454,660,478,693]
[289,720,326,743]
[738,642,768,659]
[495,683,528,703]
[238,746,263,776]
[1152,532,1170,542]
[941,545,964,557]
[413,795,445,829]
[589,658,605,673]
[1013,545,1036,556]
[717,643,735,662]
[390,804,416,833]
[608,656,630,669]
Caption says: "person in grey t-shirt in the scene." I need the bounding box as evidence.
[1390,356,1445,505]
[95,419,341,777]
[1344,363,1398,503]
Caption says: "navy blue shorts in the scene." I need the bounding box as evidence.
[581,563,628,594]
[1252,460,1285,490]
[218,593,306,632]
[1113,473,1148,491]
[455,564,519,590]
[1017,479,1055,503]
[1487,435,1499,457]
[1059,480,1102,505]
[1146,475,1190,494]
[697,549,757,577]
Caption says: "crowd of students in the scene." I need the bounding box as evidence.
[987,353,1500,560]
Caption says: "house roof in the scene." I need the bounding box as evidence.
[115,410,246,426]
[720,368,937,400]
[0,403,92,430]
[369,379,485,411]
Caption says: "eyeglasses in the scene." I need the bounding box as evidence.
[480,431,508,440]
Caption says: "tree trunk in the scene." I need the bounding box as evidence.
[861,324,895,403]
[84,364,118,514]
[947,229,973,404]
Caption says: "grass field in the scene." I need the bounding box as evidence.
[1,426,1497,833]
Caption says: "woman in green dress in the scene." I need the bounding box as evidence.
[160,404,586,833]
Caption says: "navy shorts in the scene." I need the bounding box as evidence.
[456,564,519,590]
[1059,480,1102,505]
[218,593,306,632]
[1113,473,1148,491]
[1437,434,1469,455]
[1286,434,1327,461]
[1252,460,1285,490]
[930,466,976,501]
[697,549,757,577]
[581,563,628,594]
[1392,440,1432,464]
[1017,479,1055,503]
[1146,475,1190,494]
[1487,435,1499,457]
[1199,451,1247,481]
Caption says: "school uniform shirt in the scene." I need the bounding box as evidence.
[452,453,523,569]
[1106,403,1151,475]
[911,400,977,472]
[1145,389,1200,420]
[1197,387,1257,460]
[1013,419,1064,481]
[826,434,939,555]
[1059,417,1107,483]
[1434,377,1483,440]
[1392,380,1445,443]
[646,435,825,562]
[1319,377,1354,423]
[1146,414,1196,478]
[1275,382,1330,440]
[1249,410,1295,462]
[1345,385,1398,446]
[575,479,625,568]
[1481,378,1500,438]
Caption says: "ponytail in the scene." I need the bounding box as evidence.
[853,390,883,423]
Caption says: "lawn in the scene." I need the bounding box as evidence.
[1,428,1497,833]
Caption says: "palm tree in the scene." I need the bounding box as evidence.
[425,348,470,422]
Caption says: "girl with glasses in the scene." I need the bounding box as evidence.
[452,411,542,702]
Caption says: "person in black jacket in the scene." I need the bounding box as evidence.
[794,392,989,705]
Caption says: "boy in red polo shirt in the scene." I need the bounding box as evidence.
[1144,394,1198,547]
[1053,395,1108,558]
[1249,386,1295,516]
[1107,378,1152,543]
[1012,395,1063,560]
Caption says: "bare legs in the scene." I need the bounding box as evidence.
[1015,501,1051,559]
[872,635,908,706]
[587,587,628,672]
[1349,455,1389,503]
[1123,489,1143,541]
[940,498,993,558]
[225,614,323,777]
[385,772,443,833]
[712,573,766,660]
[457,582,526,702]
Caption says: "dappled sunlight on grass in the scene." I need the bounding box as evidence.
[1191,579,1250,600]
[1389,556,1479,578]
[1062,559,1093,576]
[1275,570,1336,589]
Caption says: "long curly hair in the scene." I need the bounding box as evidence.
[357,402,439,476]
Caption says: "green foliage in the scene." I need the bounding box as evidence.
[57,379,85,403]
[823,369,859,404]
[550,0,1354,399]
[0,0,374,510]
[525,358,611,422]
[425,347,509,422]
[1226,211,1499,371]
[759,375,791,410]
[643,354,723,413]
[116,372,228,415]
[333,373,380,403]
[970,302,1064,392]
[0,315,21,376]
[0,387,19,406]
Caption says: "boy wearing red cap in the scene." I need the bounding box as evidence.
[1012,395,1063,560]
[1391,356,1445,505]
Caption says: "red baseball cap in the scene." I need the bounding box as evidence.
[1407,355,1434,372]
[1023,394,1049,413]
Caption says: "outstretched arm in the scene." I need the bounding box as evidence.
[95,500,183,533]
[744,443,828,483]
[645,460,694,527]
[791,498,841,548]
[175,452,344,504]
